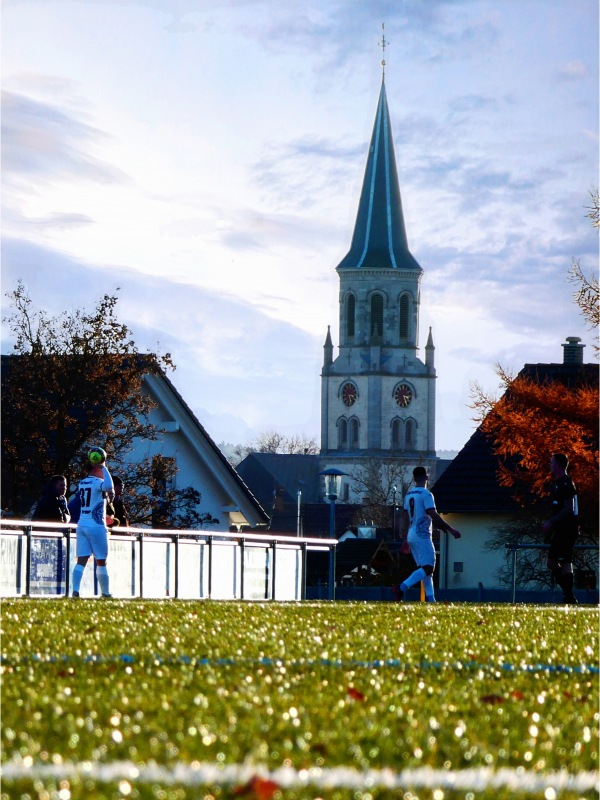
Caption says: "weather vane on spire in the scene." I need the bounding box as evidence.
[380,22,388,80]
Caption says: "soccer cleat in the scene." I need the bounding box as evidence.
[72,591,80,598]
[101,593,113,599]
[562,594,578,605]
[392,584,404,601]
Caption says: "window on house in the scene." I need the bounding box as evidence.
[370,294,384,340]
[346,294,356,338]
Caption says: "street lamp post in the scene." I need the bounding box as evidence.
[319,468,348,539]
[319,467,348,601]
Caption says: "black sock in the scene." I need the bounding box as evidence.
[561,572,574,596]
[551,568,565,591]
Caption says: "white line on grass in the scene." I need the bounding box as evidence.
[2,759,599,794]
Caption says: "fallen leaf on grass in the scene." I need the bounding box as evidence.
[347,687,366,701]
[480,694,505,704]
[233,776,280,799]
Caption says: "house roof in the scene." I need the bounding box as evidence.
[520,362,598,386]
[236,453,322,515]
[150,372,269,526]
[335,80,422,273]
[432,358,599,515]
[1,354,269,526]
[431,427,519,514]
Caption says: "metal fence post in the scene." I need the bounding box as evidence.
[64,528,71,597]
[240,538,245,600]
[301,542,307,600]
[207,536,213,599]
[511,546,517,604]
[24,526,32,597]
[328,543,336,601]
[139,532,144,599]
[173,534,179,599]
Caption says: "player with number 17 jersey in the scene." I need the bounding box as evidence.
[78,465,114,528]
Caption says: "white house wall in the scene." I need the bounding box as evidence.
[439,513,513,591]
[120,374,265,531]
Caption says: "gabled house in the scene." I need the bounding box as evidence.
[137,371,269,531]
[1,354,269,532]
[432,337,598,595]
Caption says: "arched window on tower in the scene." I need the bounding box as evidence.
[346,294,356,339]
[338,418,348,449]
[349,418,360,449]
[405,418,417,449]
[391,418,403,450]
[399,294,410,340]
[370,294,384,342]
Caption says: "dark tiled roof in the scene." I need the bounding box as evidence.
[236,453,321,514]
[520,362,598,385]
[431,428,519,514]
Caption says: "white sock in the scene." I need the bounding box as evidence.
[97,565,110,595]
[401,567,427,590]
[423,575,435,600]
[72,564,85,593]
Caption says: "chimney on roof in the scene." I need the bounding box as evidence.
[562,336,585,365]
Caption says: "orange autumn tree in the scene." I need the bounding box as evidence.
[471,365,599,529]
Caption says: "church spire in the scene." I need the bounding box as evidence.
[335,79,421,273]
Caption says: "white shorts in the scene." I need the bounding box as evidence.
[408,536,435,568]
[76,524,109,560]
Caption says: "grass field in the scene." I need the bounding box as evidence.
[1,599,598,800]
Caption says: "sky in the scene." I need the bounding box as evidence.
[2,0,598,453]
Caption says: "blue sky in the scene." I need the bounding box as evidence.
[2,0,598,452]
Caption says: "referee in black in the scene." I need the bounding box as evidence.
[542,453,579,604]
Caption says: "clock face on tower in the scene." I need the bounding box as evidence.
[394,383,413,408]
[341,382,357,407]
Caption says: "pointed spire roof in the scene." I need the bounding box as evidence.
[336,80,421,272]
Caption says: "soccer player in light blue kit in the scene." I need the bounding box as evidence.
[395,466,461,602]
[71,447,114,598]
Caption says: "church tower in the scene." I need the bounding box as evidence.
[320,73,437,492]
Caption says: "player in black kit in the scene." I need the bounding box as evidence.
[542,453,579,604]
